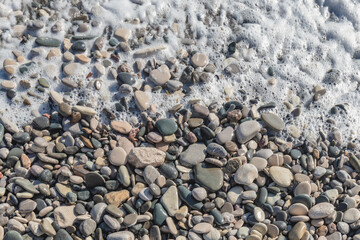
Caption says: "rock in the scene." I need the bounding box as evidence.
[178,186,203,210]
[4,230,22,240]
[107,231,135,240]
[234,164,258,185]
[3,59,17,75]
[35,37,61,47]
[254,207,265,222]
[204,227,221,240]
[288,203,308,216]
[343,208,360,223]
[154,203,168,225]
[206,143,227,158]
[191,53,208,67]
[127,147,165,168]
[261,112,284,131]
[134,90,150,111]
[54,205,76,227]
[288,221,306,240]
[192,187,207,201]
[160,186,179,216]
[236,120,261,143]
[63,63,82,76]
[104,190,130,207]
[0,115,19,133]
[194,162,224,192]
[109,147,127,166]
[294,182,311,196]
[150,64,171,85]
[117,72,136,85]
[216,126,234,144]
[114,28,131,41]
[71,41,86,51]
[269,166,294,187]
[143,165,160,184]
[193,222,213,234]
[54,229,73,240]
[179,143,207,167]
[308,202,335,219]
[19,199,37,213]
[249,157,267,171]
[15,178,39,194]
[85,172,105,188]
[72,105,96,116]
[1,80,16,89]
[80,219,97,236]
[156,118,178,135]
[91,203,107,223]
[40,218,56,236]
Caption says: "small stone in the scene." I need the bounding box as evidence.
[90,203,107,223]
[150,64,171,86]
[134,90,150,111]
[104,190,130,207]
[109,147,127,166]
[85,172,105,188]
[216,126,234,144]
[192,187,207,201]
[236,120,261,143]
[194,162,224,192]
[124,213,138,227]
[261,112,285,131]
[54,205,76,228]
[234,164,258,185]
[288,203,308,215]
[309,202,335,219]
[206,143,227,158]
[160,186,179,216]
[179,143,206,167]
[1,80,16,89]
[269,166,294,187]
[254,207,265,222]
[294,182,311,196]
[156,118,178,136]
[107,231,135,240]
[127,147,165,168]
[115,28,131,41]
[191,53,208,67]
[40,218,56,236]
[193,222,212,234]
[63,63,82,76]
[80,219,97,236]
[35,37,61,47]
[71,41,86,51]
[72,105,96,116]
[4,230,22,240]
[343,208,360,223]
[117,72,136,85]
[288,222,306,240]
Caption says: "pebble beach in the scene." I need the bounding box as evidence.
[0,0,360,240]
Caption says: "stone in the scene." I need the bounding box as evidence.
[192,187,207,201]
[54,205,76,228]
[40,218,56,236]
[289,203,308,215]
[261,112,284,131]
[150,64,171,85]
[236,120,261,143]
[4,230,22,240]
[227,186,243,205]
[288,222,306,240]
[154,203,168,225]
[107,231,135,240]
[104,190,130,207]
[85,172,105,188]
[269,166,294,187]
[63,62,82,76]
[71,41,86,51]
[117,72,136,85]
[80,219,97,236]
[191,53,208,67]
[15,178,39,194]
[249,157,267,171]
[308,202,335,219]
[254,207,265,222]
[134,90,150,111]
[343,208,360,223]
[204,228,221,240]
[216,126,234,144]
[109,147,127,166]
[115,28,131,41]
[193,222,212,234]
[234,164,258,185]
[72,105,96,116]
[178,186,203,210]
[35,37,61,47]
[127,147,165,168]
[206,143,227,158]
[91,203,107,223]
[294,182,311,196]
[143,165,160,184]
[194,162,224,192]
[156,118,178,135]
[19,199,37,213]
[1,80,16,89]
[179,143,207,167]
[55,183,72,197]
[160,185,179,216]
[54,229,73,240]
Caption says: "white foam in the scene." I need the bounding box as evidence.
[0,0,359,144]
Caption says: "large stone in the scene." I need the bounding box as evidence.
[261,112,285,131]
[127,147,165,168]
[54,205,76,228]
[150,65,171,86]
[160,185,179,216]
[308,202,335,219]
[234,164,258,185]
[179,143,206,167]
[269,166,294,187]
[104,190,130,207]
[288,222,307,240]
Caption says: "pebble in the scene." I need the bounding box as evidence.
[134,90,150,111]
[109,147,127,166]
[343,208,360,223]
[193,222,213,234]
[234,164,258,185]
[80,219,97,236]
[288,221,306,240]
[216,126,234,144]
[261,112,285,131]
[194,162,224,192]
[35,37,61,47]
[308,202,335,219]
[108,231,135,240]
[114,28,131,41]
[236,120,261,143]
[179,143,206,167]
[150,64,171,85]
[54,205,76,227]
[127,147,165,168]
[192,187,207,201]
[289,203,308,215]
[269,166,294,187]
[160,185,179,216]
[191,53,208,67]
[156,118,178,135]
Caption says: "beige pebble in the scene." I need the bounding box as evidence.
[191,53,208,67]
[3,58,17,75]
[114,28,131,42]
[76,54,91,63]
[64,38,72,50]
[1,80,16,89]
[72,105,96,116]
[63,51,74,62]
[111,121,132,134]
[134,90,151,111]
[149,64,171,86]
[47,48,61,59]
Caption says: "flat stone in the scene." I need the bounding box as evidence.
[109,147,127,166]
[63,62,82,76]
[54,205,76,228]
[71,41,86,51]
[114,28,131,41]
[249,157,267,171]
[179,143,207,167]
[236,120,261,143]
[134,90,150,111]
[107,231,135,240]
[193,222,212,234]
[327,232,342,240]
[216,126,234,144]
[7,219,25,233]
[36,37,61,47]
[40,218,56,236]
[160,185,179,216]
[72,105,96,116]
[85,172,105,188]
[91,203,107,223]
[191,53,208,67]
[234,164,258,185]
[204,227,221,240]
[156,118,178,135]
[143,165,160,184]
[127,147,165,168]
[343,208,360,223]
[254,207,265,222]
[154,203,168,225]
[227,186,243,205]
[192,187,207,201]
[150,64,171,86]
[55,183,72,197]
[159,163,178,179]
[15,178,39,194]
[104,214,120,230]
[104,190,130,207]
[1,80,16,89]
[269,166,294,187]
[288,203,308,215]
[261,112,284,131]
[194,162,224,192]
[19,199,37,213]
[54,229,72,240]
[32,116,50,130]
[309,202,335,219]
[206,143,227,158]
[288,221,306,240]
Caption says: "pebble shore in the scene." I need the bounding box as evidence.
[0,0,360,240]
